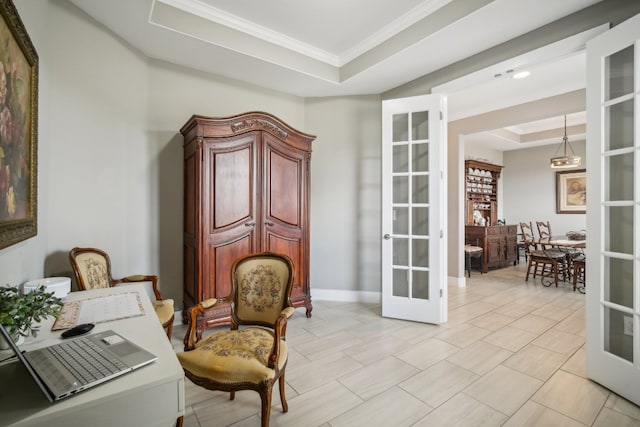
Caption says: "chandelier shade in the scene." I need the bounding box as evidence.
[550,115,581,169]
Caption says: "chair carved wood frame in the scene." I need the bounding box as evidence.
[177,252,296,427]
[68,247,175,339]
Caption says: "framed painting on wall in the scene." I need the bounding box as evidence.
[0,0,38,250]
[556,169,586,214]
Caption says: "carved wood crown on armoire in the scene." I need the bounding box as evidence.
[180,112,316,332]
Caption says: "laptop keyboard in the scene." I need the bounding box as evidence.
[46,338,128,385]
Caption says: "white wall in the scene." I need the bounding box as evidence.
[2,1,375,309]
[305,96,382,297]
[503,139,587,236]
[0,1,308,308]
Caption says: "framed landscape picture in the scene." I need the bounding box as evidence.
[556,169,586,214]
[0,0,38,250]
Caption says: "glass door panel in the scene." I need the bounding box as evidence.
[382,95,445,324]
[586,14,640,406]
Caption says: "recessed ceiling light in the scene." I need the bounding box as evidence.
[512,71,530,79]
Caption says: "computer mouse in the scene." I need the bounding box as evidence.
[61,323,95,339]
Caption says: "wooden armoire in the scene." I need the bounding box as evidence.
[181,112,315,331]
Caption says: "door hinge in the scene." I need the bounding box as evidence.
[440,289,443,297]
[439,111,443,120]
[440,229,443,238]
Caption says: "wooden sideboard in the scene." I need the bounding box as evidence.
[465,225,518,273]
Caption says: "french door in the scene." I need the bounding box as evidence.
[585,12,640,406]
[381,95,447,324]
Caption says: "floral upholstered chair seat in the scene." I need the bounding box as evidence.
[176,252,296,427]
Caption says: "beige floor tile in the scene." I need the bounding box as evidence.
[412,393,507,427]
[510,314,557,334]
[327,386,432,427]
[560,346,586,378]
[338,356,418,400]
[294,331,365,360]
[435,323,492,348]
[456,300,500,317]
[192,388,265,426]
[271,381,363,427]
[445,309,483,326]
[463,365,543,416]
[447,340,513,375]
[343,333,412,365]
[503,344,568,381]
[468,312,514,331]
[605,394,640,421]
[396,337,461,370]
[593,407,640,427]
[493,302,537,318]
[390,322,445,344]
[531,304,574,321]
[286,354,363,394]
[299,316,365,338]
[399,360,479,407]
[503,401,586,427]
[532,370,609,425]
[531,328,583,355]
[483,325,538,352]
[554,308,586,337]
[180,405,199,427]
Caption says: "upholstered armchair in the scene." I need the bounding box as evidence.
[177,252,296,427]
[68,247,175,339]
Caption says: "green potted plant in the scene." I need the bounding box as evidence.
[0,285,63,344]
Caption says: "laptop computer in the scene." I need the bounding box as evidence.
[0,323,157,402]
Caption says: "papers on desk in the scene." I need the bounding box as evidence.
[52,291,145,330]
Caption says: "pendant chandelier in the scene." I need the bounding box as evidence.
[550,115,581,168]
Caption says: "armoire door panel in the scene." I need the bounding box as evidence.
[210,140,256,230]
[267,151,301,227]
[265,230,304,294]
[206,235,253,299]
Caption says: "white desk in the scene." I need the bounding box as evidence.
[0,284,184,427]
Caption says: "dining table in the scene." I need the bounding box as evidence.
[546,236,586,249]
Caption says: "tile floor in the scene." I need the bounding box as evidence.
[171,263,640,426]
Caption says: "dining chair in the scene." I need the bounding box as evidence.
[572,255,586,293]
[536,221,553,248]
[177,252,296,427]
[68,247,175,339]
[520,223,568,287]
[464,238,484,278]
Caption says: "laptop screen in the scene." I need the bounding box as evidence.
[0,323,54,402]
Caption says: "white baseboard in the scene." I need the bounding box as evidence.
[312,289,381,304]
[449,275,467,287]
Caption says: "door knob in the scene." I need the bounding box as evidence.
[244,222,256,227]
[265,221,274,226]
[383,234,392,240]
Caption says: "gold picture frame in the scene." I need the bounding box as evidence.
[0,0,38,249]
[556,169,586,214]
